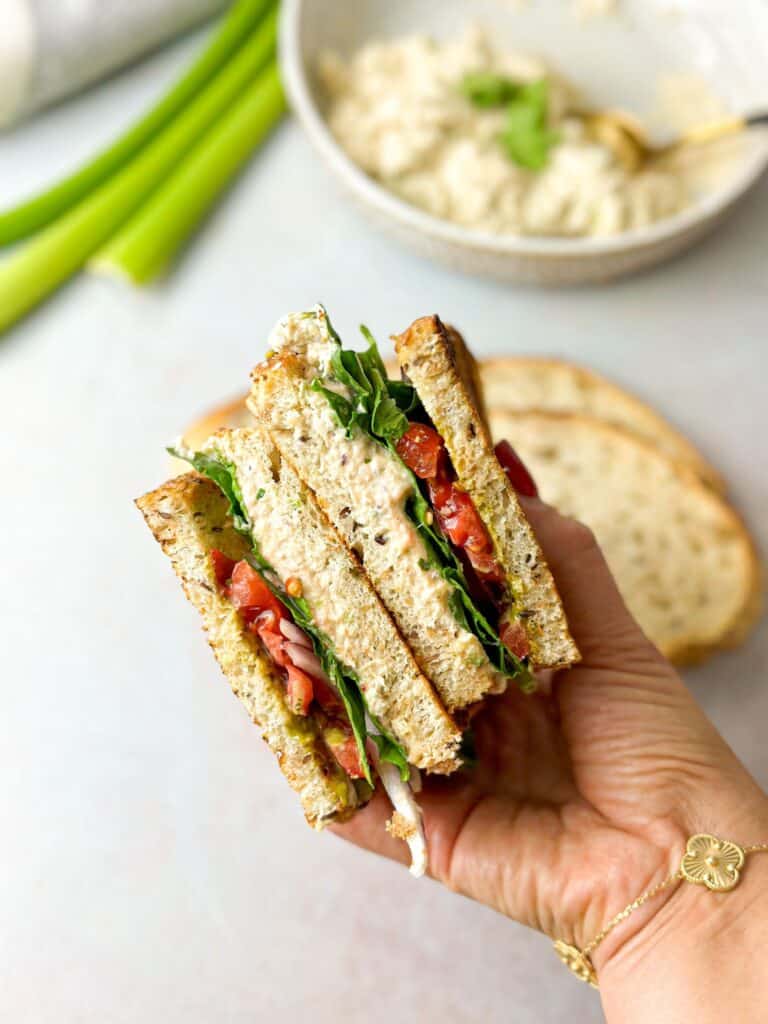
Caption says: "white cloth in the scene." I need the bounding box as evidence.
[0,0,228,128]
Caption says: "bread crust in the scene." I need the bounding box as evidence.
[394,315,580,671]
[136,473,359,828]
[487,410,762,666]
[479,356,724,492]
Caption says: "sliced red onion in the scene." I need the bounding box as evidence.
[366,719,427,878]
[279,618,313,648]
[284,641,330,683]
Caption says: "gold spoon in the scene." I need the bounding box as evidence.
[581,109,768,173]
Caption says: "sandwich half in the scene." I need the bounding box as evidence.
[249,307,579,714]
[140,427,464,874]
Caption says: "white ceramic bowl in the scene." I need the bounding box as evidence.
[280,0,768,285]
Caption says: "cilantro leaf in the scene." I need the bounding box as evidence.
[500,79,559,171]
[461,71,522,108]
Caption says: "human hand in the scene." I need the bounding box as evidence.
[332,489,768,983]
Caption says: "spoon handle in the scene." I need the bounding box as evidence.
[680,111,767,148]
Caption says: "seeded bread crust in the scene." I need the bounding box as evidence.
[136,474,358,828]
[394,315,580,671]
[202,428,462,773]
[488,410,762,665]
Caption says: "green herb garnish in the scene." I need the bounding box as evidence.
[460,72,559,171]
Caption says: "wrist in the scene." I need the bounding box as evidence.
[596,795,768,1014]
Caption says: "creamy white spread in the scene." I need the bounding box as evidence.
[320,27,694,238]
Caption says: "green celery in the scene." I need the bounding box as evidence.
[0,0,276,245]
[91,62,285,283]
[0,8,277,334]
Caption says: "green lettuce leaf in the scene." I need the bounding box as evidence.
[170,445,413,783]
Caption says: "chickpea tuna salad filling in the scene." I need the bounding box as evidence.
[320,26,703,237]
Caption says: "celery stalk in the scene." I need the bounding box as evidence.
[0,0,276,246]
[0,9,277,334]
[91,64,285,283]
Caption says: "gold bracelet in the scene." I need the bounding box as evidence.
[554,834,768,989]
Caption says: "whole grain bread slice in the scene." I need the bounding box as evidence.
[394,315,580,671]
[199,427,462,772]
[488,410,762,664]
[136,473,359,828]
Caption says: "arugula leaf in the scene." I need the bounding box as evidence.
[500,79,559,171]
[309,381,355,434]
[168,443,416,783]
[169,446,251,535]
[367,711,410,781]
[461,71,522,108]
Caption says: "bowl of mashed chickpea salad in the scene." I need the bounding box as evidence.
[280,0,768,284]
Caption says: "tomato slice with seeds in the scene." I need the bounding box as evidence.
[210,549,236,586]
[286,664,314,716]
[395,423,444,479]
[228,561,286,619]
[499,618,531,659]
[325,732,365,778]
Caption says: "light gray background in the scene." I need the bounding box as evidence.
[1,28,766,1024]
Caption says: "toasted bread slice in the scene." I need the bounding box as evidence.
[249,311,519,712]
[488,410,762,664]
[136,474,359,828]
[478,356,723,491]
[394,315,579,671]
[198,427,462,772]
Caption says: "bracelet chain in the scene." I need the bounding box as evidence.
[554,836,768,989]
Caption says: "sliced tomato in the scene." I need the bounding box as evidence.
[495,440,539,498]
[286,664,314,716]
[210,549,236,587]
[429,483,505,584]
[252,620,289,668]
[227,561,285,619]
[312,677,344,716]
[500,618,531,659]
[396,423,445,479]
[325,732,365,779]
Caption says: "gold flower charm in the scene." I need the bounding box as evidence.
[553,940,598,988]
[680,833,745,892]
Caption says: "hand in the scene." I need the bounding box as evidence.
[332,492,768,979]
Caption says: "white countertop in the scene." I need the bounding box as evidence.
[1,29,766,1024]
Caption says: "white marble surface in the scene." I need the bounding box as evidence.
[1,29,766,1024]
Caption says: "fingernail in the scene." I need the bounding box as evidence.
[494,440,539,497]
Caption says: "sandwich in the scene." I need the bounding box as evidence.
[138,306,580,878]
[138,427,464,875]
[249,307,579,716]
